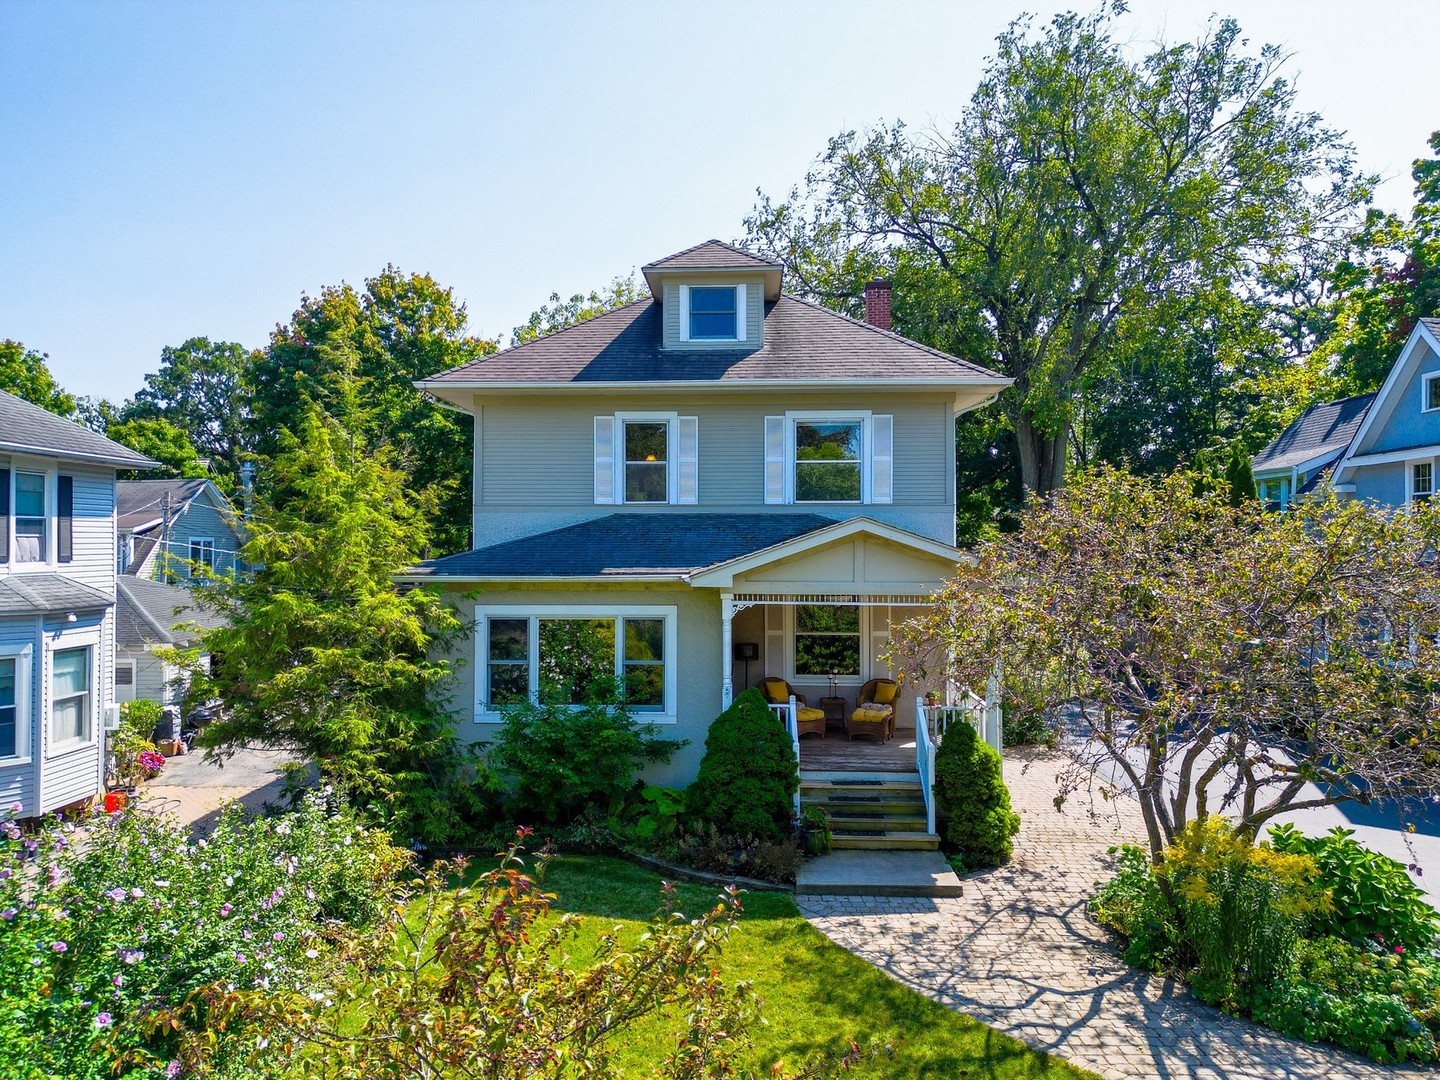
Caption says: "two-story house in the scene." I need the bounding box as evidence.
[404,241,1010,802]
[1253,319,1440,507]
[117,478,244,582]
[0,389,157,818]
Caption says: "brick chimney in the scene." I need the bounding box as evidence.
[863,279,892,331]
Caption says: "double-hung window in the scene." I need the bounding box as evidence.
[1413,461,1434,504]
[1424,372,1440,412]
[0,657,18,759]
[50,646,92,747]
[1,467,73,567]
[477,606,677,719]
[594,414,698,505]
[763,412,893,505]
[14,472,46,562]
[189,537,217,571]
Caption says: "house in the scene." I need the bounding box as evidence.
[116,478,243,582]
[1253,319,1440,507]
[115,576,225,725]
[0,389,157,818]
[405,240,1011,847]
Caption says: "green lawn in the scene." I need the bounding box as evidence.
[526,855,1096,1079]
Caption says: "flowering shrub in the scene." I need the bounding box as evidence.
[0,791,407,1079]
[137,749,168,776]
[112,701,163,788]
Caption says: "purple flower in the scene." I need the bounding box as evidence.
[112,974,123,987]
[51,941,68,953]
[272,932,284,942]
[95,1012,112,1028]
[105,888,126,903]
[166,1061,182,1079]
[235,953,247,965]
[118,948,144,965]
[22,838,37,852]
[219,902,233,918]
[9,801,20,814]
[1,908,16,921]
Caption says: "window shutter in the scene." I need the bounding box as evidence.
[676,416,699,504]
[870,414,894,504]
[594,416,617,504]
[734,283,747,343]
[57,475,74,563]
[764,416,786,504]
[0,468,9,563]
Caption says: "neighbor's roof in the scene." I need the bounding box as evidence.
[0,574,112,617]
[1252,393,1375,473]
[115,577,227,649]
[0,390,157,469]
[641,239,782,273]
[420,294,1006,386]
[117,478,214,531]
[406,513,836,578]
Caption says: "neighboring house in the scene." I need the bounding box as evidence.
[0,389,157,818]
[115,576,225,722]
[404,240,1010,845]
[116,478,243,582]
[1253,319,1440,508]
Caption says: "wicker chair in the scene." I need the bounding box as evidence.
[758,676,827,738]
[847,678,900,741]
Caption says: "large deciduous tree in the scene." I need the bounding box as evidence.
[0,339,75,416]
[746,6,1369,500]
[892,467,1440,863]
[512,273,646,344]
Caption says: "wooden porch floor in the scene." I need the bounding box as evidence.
[798,729,918,773]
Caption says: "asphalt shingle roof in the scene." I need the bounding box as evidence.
[1252,393,1375,473]
[0,390,157,469]
[642,239,781,272]
[0,574,111,617]
[409,513,836,578]
[424,295,1004,385]
[116,577,226,648]
[117,478,212,531]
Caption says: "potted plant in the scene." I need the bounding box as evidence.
[799,805,832,856]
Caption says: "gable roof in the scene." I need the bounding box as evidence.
[115,577,227,648]
[1252,393,1375,473]
[403,513,837,579]
[0,390,157,469]
[642,239,782,273]
[0,573,111,617]
[1333,319,1440,484]
[117,478,216,531]
[419,294,1007,388]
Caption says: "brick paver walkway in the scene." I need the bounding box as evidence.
[799,746,1421,1079]
[134,746,306,831]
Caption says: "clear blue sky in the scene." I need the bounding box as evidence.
[3,0,1438,402]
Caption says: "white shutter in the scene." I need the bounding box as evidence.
[764,416,786,504]
[870,414,894,503]
[594,415,617,504]
[678,285,690,342]
[676,416,699,504]
[734,282,747,342]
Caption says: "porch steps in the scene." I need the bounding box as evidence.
[800,772,939,851]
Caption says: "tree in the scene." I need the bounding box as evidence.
[687,689,799,842]
[104,416,209,479]
[247,268,496,553]
[181,401,475,845]
[892,467,1440,863]
[1223,443,1255,506]
[746,7,1369,499]
[512,273,646,344]
[0,339,75,416]
[126,337,255,491]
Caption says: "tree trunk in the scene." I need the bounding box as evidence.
[1014,410,1071,498]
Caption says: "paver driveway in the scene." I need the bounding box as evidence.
[799,746,1423,1080]
[135,746,307,831]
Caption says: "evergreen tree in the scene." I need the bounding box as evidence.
[1225,444,1256,507]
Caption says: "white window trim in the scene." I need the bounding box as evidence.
[781,605,892,687]
[114,658,137,701]
[46,630,100,755]
[188,536,217,569]
[473,604,679,723]
[1407,457,1436,505]
[614,412,679,505]
[0,643,34,765]
[5,457,59,572]
[1422,372,1440,413]
[785,410,872,505]
[678,283,746,344]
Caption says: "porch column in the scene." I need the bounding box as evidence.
[720,592,734,708]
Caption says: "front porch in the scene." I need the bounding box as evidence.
[798,730,918,773]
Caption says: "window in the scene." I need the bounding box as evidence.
[793,605,862,677]
[14,472,46,563]
[764,412,893,505]
[114,660,136,703]
[688,286,737,339]
[623,422,668,503]
[1414,462,1433,503]
[1425,372,1440,412]
[50,647,91,746]
[478,607,676,717]
[189,537,217,570]
[1,468,72,567]
[0,658,16,759]
[1260,478,1288,510]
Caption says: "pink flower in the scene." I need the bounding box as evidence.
[51,941,67,953]
[219,902,233,918]
[1,908,16,922]
[95,1012,112,1027]
[1396,945,1405,955]
[112,974,123,987]
[166,1062,182,1079]
[105,888,126,902]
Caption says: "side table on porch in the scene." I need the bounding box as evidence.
[820,696,847,734]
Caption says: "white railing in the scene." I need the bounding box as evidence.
[916,675,1004,837]
[769,697,802,815]
[914,698,937,835]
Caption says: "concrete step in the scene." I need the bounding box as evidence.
[830,830,941,851]
[824,812,927,832]
[796,849,962,897]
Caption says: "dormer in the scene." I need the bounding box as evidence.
[641,240,784,352]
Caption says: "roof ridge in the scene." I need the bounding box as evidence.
[116,577,177,643]
[642,238,779,270]
[777,293,997,377]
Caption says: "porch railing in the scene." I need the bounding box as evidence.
[769,698,802,816]
[914,698,938,835]
[916,674,1004,837]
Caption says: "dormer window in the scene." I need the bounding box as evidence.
[689,287,737,339]
[1426,372,1440,412]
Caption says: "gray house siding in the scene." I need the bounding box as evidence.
[67,468,118,591]
[661,276,767,351]
[131,488,241,582]
[0,615,39,814]
[1361,337,1440,455]
[32,609,109,814]
[472,391,959,547]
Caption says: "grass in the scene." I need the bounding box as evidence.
[518,854,1097,1079]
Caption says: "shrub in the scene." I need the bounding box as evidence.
[933,717,1019,868]
[671,824,805,884]
[0,792,407,1080]
[489,693,683,827]
[1089,843,1180,971]
[111,700,164,788]
[1252,936,1440,1064]
[1269,823,1439,951]
[686,689,799,842]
